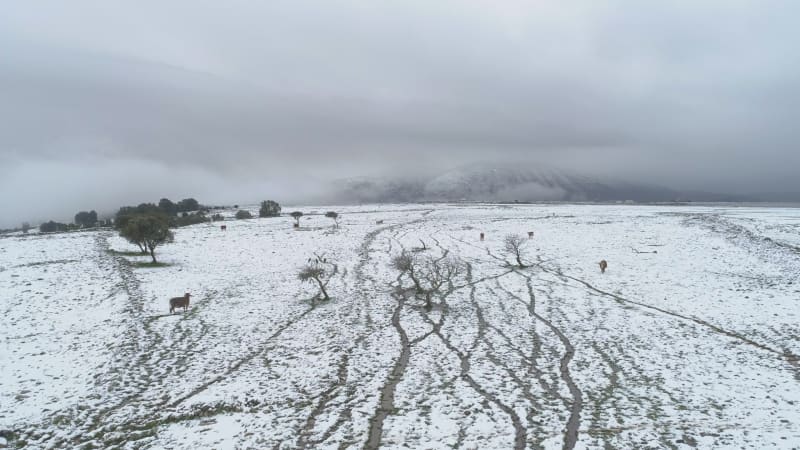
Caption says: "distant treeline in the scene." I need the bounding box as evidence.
[32,197,212,234]
[11,197,283,235]
[115,198,209,229]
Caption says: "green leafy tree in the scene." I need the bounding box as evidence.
[158,198,177,215]
[74,210,98,227]
[172,212,209,227]
[115,203,160,229]
[176,198,200,212]
[119,214,174,263]
[235,210,253,220]
[259,200,281,217]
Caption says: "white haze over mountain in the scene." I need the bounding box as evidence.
[2,1,800,226]
[325,163,735,204]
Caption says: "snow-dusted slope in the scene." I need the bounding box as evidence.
[1,204,799,449]
[331,164,692,203]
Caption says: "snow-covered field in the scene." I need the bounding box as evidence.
[1,203,799,449]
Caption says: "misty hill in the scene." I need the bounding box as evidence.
[331,165,742,203]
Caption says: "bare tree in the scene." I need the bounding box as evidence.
[504,234,528,268]
[391,251,463,310]
[298,253,333,301]
[391,251,423,292]
[418,255,462,310]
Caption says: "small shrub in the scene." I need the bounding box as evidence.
[298,254,333,301]
[39,221,68,233]
[172,212,209,227]
[235,210,253,220]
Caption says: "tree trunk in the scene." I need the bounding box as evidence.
[410,273,423,293]
[516,255,526,268]
[407,267,421,292]
[149,245,157,263]
[316,278,329,300]
[424,292,432,311]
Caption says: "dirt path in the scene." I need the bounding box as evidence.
[363,290,411,450]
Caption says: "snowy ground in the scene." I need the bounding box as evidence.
[1,203,799,449]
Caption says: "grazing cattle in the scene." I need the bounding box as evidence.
[221,225,227,231]
[599,260,608,274]
[480,232,485,241]
[527,231,534,238]
[376,220,384,225]
[169,293,191,314]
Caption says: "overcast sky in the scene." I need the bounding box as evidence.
[2,1,799,226]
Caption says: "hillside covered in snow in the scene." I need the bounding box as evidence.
[330,165,742,204]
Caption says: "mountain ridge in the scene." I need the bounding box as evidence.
[328,164,745,203]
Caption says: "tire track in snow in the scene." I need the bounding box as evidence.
[168,303,318,408]
[363,222,450,449]
[363,290,411,450]
[405,256,527,450]
[79,233,190,445]
[432,323,527,450]
[296,352,351,448]
[502,272,583,450]
[314,218,426,448]
[542,265,800,375]
[28,232,209,448]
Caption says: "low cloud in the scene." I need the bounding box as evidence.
[2,1,799,226]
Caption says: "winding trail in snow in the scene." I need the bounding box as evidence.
[541,265,800,374]
[499,272,582,450]
[363,291,411,450]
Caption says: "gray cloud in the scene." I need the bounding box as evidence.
[2,1,800,226]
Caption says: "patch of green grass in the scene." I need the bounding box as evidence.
[107,249,148,257]
[131,261,171,268]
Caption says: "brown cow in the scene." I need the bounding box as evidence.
[221,225,227,231]
[169,293,191,314]
[480,232,485,241]
[527,231,534,238]
[599,260,608,274]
